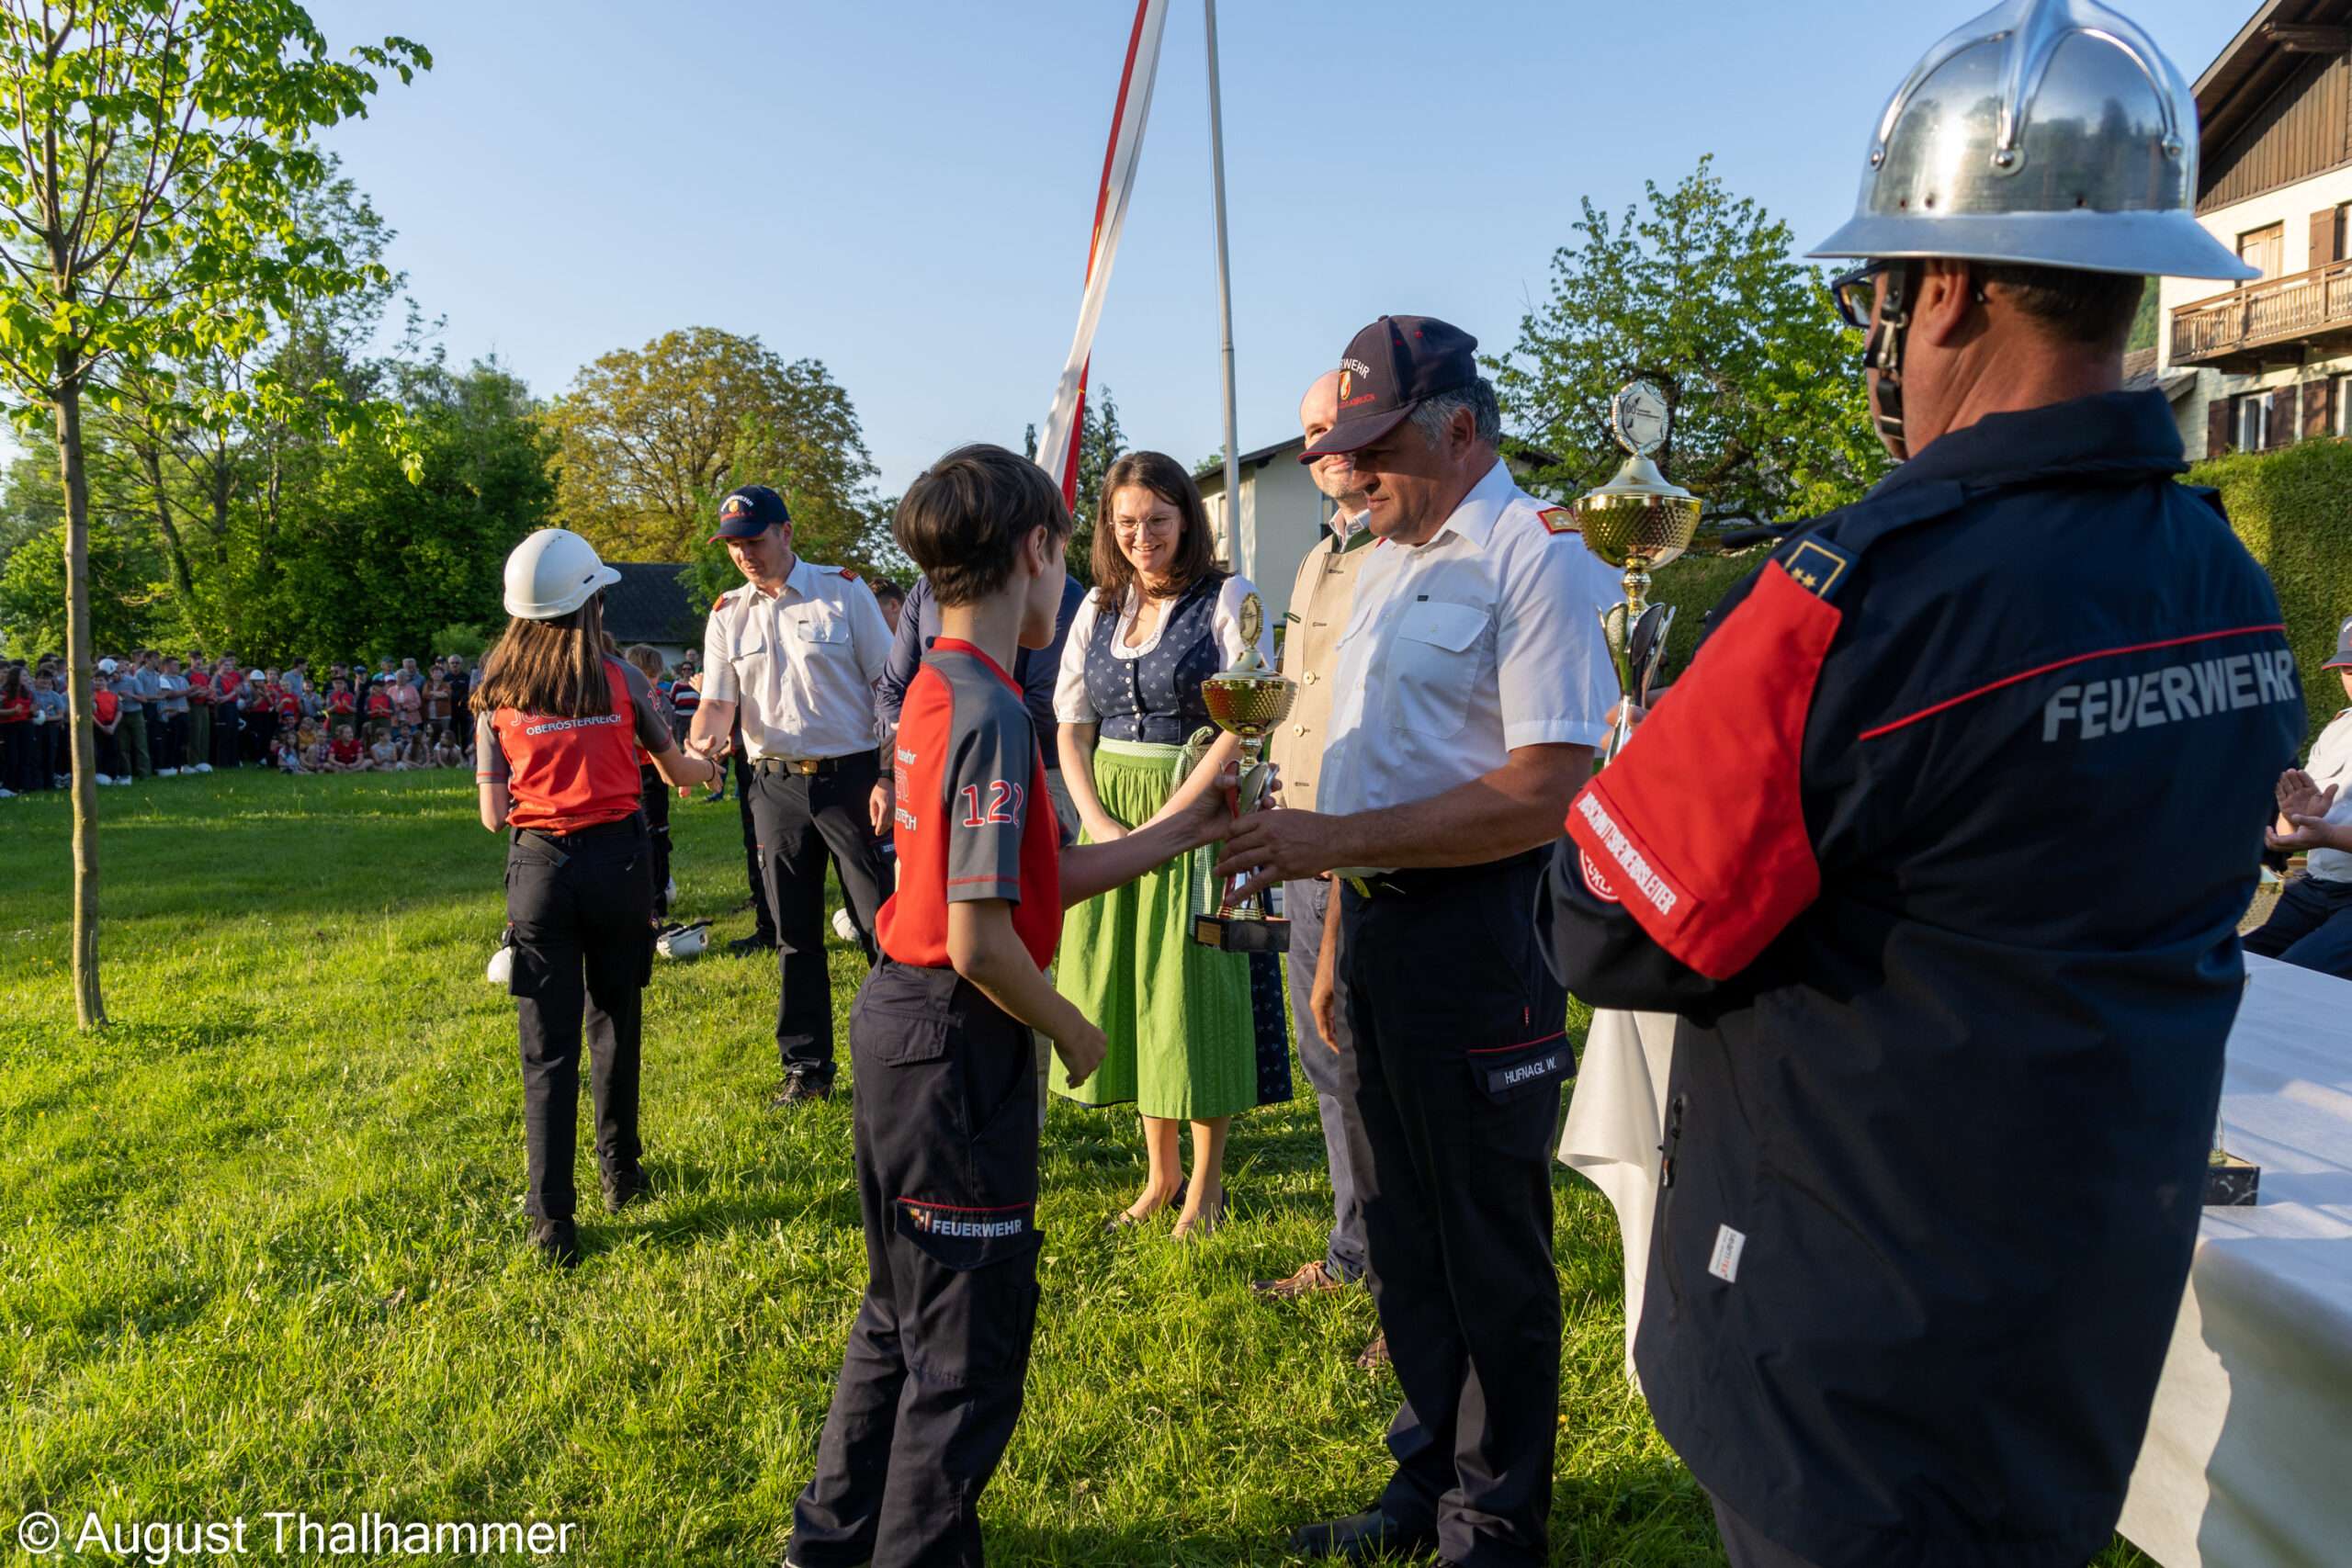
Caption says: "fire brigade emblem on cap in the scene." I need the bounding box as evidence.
[709,483,791,541]
[1299,318,1480,460]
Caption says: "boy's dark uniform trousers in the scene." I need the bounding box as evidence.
[791,638,1062,1568]
[1542,392,2304,1568]
[702,553,897,1091]
[477,657,673,1227]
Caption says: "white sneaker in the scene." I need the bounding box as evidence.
[831,907,857,942]
[195,762,212,773]
[159,767,178,777]
[93,773,112,785]
[0,788,15,798]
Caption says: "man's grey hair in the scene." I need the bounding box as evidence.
[1408,377,1501,449]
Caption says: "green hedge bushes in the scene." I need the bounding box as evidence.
[2188,439,2352,749]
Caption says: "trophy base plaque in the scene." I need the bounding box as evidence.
[1193,913,1289,954]
[2203,1152,2260,1207]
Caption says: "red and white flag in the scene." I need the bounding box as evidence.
[1035,0,1170,509]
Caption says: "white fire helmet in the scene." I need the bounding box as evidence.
[502,528,621,621]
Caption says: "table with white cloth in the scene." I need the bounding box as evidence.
[1558,956,2352,1567]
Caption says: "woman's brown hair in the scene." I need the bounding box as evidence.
[471,593,615,718]
[1091,450,1219,606]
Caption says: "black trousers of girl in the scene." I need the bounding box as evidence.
[503,814,653,1223]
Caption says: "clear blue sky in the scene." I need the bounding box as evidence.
[312,0,2246,502]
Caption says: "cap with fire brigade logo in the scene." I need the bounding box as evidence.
[709,483,791,542]
[1299,314,1480,460]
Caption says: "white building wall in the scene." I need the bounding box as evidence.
[1202,451,1330,626]
[2160,166,2352,459]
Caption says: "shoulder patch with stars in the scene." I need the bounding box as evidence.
[1778,538,1853,602]
[1536,506,1577,536]
[712,591,735,612]
[838,568,860,581]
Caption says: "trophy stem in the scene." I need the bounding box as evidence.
[1622,561,1652,618]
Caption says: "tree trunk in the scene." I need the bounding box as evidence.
[54,363,106,1028]
[139,441,196,596]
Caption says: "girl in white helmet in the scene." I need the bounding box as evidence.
[475,528,724,1268]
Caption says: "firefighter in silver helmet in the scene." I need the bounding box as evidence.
[1538,5,2302,1565]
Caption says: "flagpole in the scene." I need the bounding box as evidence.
[1203,0,1243,577]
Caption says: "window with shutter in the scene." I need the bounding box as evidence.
[2306,378,2334,441]
[2268,387,2299,446]
[2210,398,2233,457]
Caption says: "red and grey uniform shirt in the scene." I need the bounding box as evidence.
[328,692,356,716]
[366,690,391,719]
[475,657,673,833]
[876,638,1060,970]
[1541,391,2305,1568]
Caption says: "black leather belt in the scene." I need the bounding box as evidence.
[1344,846,1547,899]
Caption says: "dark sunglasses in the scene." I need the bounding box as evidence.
[1829,262,1892,332]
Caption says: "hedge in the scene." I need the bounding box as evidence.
[2188,439,2352,750]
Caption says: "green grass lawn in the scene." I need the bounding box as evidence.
[0,773,2152,1565]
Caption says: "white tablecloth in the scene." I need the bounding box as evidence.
[1558,958,2352,1565]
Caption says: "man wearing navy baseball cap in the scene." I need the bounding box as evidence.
[1221,313,1622,1564]
[2252,613,2352,977]
[688,483,898,1105]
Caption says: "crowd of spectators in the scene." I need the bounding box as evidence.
[0,649,482,793]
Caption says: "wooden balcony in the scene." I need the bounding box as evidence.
[2172,260,2352,372]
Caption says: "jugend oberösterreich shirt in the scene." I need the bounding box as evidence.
[1317,457,1618,831]
[701,554,893,762]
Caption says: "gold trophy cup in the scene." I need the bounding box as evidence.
[1575,381,1702,766]
[1193,592,1295,953]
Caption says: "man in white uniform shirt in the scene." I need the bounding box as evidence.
[690,484,895,1105]
[1218,316,1619,1566]
[2255,613,2352,976]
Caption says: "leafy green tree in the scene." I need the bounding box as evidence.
[549,327,880,570]
[0,0,426,1027]
[1492,157,1890,530]
[0,519,157,660]
[258,360,550,667]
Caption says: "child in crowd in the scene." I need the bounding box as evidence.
[92,668,124,783]
[432,725,463,768]
[424,663,453,734]
[365,679,393,743]
[327,677,356,726]
[368,729,401,771]
[622,643,673,919]
[329,724,365,773]
[403,728,431,769]
[302,724,332,773]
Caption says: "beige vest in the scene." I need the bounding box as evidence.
[1268,528,1373,814]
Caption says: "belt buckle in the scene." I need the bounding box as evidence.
[789,758,820,775]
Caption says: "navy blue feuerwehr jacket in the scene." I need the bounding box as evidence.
[1543,391,2304,1568]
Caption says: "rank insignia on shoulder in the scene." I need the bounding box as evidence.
[1779,539,1852,602]
[1537,506,1577,536]
[839,568,860,581]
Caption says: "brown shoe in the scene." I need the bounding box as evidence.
[1250,1259,1349,1299]
[1355,1331,1390,1371]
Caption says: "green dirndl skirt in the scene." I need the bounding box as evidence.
[1051,739,1291,1119]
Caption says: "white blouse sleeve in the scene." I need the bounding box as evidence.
[1054,590,1104,725]
[1212,574,1273,666]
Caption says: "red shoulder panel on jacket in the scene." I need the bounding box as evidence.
[1563,561,1841,980]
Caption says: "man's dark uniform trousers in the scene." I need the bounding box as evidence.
[791,638,1061,1568]
[1541,391,2303,1568]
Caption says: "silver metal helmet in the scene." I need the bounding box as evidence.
[1808,0,2256,281]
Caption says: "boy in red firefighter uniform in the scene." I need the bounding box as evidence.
[786,446,1243,1568]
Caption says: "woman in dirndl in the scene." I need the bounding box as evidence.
[1052,450,1289,1239]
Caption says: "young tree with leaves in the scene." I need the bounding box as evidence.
[1492,156,1889,531]
[1025,382,1125,585]
[0,0,425,1027]
[549,326,879,569]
